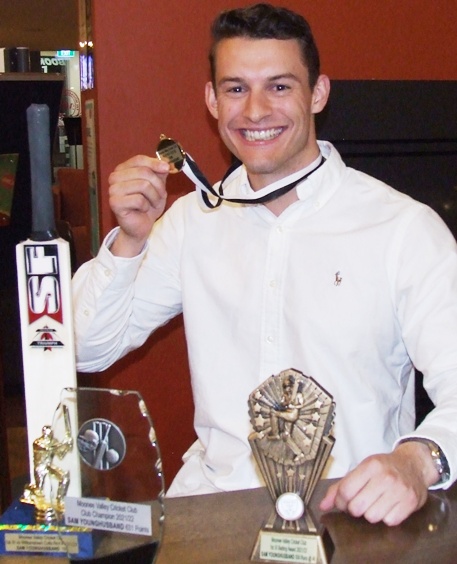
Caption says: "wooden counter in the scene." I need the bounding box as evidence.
[1,480,456,563]
[157,480,457,563]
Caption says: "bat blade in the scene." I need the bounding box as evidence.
[16,104,80,496]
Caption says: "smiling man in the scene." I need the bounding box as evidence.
[73,3,457,526]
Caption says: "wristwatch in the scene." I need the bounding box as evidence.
[402,438,450,485]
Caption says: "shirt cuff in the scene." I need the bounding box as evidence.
[97,227,149,289]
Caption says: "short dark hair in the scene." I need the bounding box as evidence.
[209,3,320,89]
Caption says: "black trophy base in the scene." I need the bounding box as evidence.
[69,541,159,563]
[0,498,98,558]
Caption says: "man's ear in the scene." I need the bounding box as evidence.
[311,74,330,115]
[205,81,219,119]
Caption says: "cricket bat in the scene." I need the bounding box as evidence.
[16,104,80,496]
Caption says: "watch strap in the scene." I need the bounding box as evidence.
[401,438,450,485]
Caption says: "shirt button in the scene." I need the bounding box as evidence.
[269,280,276,288]
[104,268,111,277]
[83,309,90,316]
[267,335,274,343]
[276,225,283,233]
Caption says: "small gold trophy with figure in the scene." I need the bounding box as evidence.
[21,404,73,524]
[249,368,335,564]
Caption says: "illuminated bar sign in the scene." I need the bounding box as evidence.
[56,50,76,58]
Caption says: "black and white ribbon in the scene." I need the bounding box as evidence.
[182,153,326,209]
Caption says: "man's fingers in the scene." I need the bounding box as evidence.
[319,481,340,511]
[106,155,171,254]
[319,452,430,526]
[321,477,406,525]
[112,154,170,175]
[109,178,165,211]
[110,190,152,216]
[109,165,168,195]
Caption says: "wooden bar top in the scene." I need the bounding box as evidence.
[157,480,457,563]
[1,480,456,562]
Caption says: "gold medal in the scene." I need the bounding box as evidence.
[156,134,186,173]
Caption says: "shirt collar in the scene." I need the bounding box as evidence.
[231,141,333,207]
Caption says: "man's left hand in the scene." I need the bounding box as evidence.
[319,441,439,526]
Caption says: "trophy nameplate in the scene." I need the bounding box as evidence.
[248,369,335,564]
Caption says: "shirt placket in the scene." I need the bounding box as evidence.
[259,221,289,377]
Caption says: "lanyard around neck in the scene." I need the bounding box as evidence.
[183,154,326,209]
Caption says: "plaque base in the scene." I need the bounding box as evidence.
[0,498,98,558]
[251,510,334,564]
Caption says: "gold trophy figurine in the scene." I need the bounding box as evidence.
[21,404,73,524]
[248,368,335,564]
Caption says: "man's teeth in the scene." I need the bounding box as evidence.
[243,128,282,141]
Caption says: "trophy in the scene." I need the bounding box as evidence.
[0,387,165,561]
[48,386,166,562]
[248,369,335,564]
[20,404,73,524]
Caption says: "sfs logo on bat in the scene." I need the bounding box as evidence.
[22,244,65,350]
[24,244,64,326]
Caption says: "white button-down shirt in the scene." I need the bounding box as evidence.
[73,142,457,496]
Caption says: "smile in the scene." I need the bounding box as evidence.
[241,128,283,142]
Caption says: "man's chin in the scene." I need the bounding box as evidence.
[243,161,282,180]
[239,154,278,173]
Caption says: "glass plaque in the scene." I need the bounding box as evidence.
[51,387,165,562]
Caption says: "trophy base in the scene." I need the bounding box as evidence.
[251,510,334,564]
[0,498,98,558]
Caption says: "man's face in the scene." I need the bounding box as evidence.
[205,37,329,190]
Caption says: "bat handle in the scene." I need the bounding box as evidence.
[94,425,112,468]
[27,104,58,241]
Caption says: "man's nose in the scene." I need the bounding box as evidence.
[243,90,272,122]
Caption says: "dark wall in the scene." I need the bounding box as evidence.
[317,80,457,239]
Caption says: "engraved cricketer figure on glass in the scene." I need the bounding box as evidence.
[248,368,335,564]
[77,418,126,471]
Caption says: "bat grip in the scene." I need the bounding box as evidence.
[27,104,58,241]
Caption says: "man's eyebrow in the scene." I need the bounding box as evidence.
[268,73,301,83]
[217,76,245,87]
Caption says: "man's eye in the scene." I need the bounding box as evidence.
[273,84,290,92]
[227,86,244,93]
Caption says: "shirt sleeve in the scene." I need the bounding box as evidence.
[392,204,457,489]
[72,215,183,372]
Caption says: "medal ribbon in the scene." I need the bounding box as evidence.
[182,153,326,209]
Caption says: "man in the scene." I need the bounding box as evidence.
[73,3,457,526]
